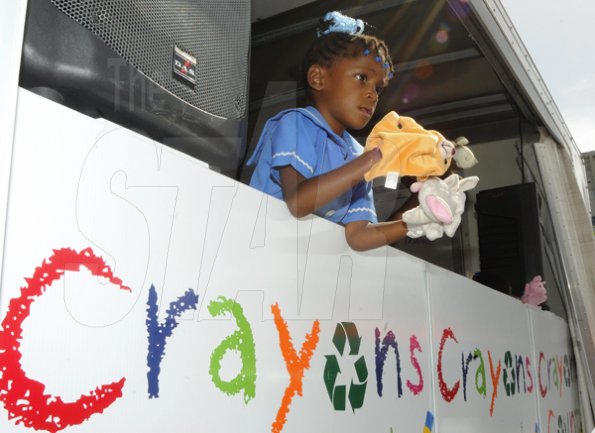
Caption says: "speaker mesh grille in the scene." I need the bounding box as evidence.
[49,0,249,119]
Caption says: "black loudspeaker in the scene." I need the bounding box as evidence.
[20,0,250,176]
[476,183,543,297]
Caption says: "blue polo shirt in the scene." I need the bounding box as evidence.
[247,106,377,224]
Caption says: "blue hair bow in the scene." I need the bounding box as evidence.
[317,11,365,37]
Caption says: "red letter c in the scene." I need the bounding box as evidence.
[0,248,128,432]
[437,327,460,402]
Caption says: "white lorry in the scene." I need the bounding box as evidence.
[0,1,593,432]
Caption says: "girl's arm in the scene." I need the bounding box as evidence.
[279,148,382,217]
[279,149,419,251]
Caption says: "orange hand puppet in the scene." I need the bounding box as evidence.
[363,111,470,182]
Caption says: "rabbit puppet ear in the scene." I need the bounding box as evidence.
[459,176,479,192]
[425,195,453,224]
[453,136,469,146]
[443,173,460,189]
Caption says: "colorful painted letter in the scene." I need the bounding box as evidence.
[375,328,403,398]
[208,297,256,403]
[407,335,424,396]
[146,284,199,398]
[437,327,460,402]
[0,248,127,432]
[271,303,320,433]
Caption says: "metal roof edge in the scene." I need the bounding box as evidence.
[449,0,581,159]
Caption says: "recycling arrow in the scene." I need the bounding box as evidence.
[323,322,368,412]
[324,355,341,400]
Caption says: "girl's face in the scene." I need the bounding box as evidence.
[310,53,389,135]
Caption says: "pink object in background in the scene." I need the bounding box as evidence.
[522,275,548,307]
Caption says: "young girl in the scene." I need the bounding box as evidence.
[247,12,416,251]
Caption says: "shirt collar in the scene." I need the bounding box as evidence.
[304,106,363,157]
[304,106,353,145]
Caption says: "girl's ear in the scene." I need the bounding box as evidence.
[307,64,326,91]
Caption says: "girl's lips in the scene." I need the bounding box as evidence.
[359,106,372,117]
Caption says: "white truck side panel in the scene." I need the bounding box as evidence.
[0,90,581,433]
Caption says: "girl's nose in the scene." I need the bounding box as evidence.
[367,87,378,102]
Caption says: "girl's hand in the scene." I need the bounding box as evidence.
[367,147,383,167]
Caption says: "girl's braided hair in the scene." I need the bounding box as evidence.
[302,16,394,96]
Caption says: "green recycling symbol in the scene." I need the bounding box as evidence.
[323,322,368,411]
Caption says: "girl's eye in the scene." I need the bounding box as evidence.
[355,73,367,82]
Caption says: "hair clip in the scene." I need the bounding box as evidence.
[363,48,370,56]
[375,56,382,63]
[388,72,394,79]
[383,62,390,69]
[317,11,365,37]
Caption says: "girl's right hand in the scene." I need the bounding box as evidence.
[366,147,383,168]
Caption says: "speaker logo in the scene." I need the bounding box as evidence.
[173,45,197,88]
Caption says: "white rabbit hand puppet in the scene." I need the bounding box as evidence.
[402,174,479,241]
